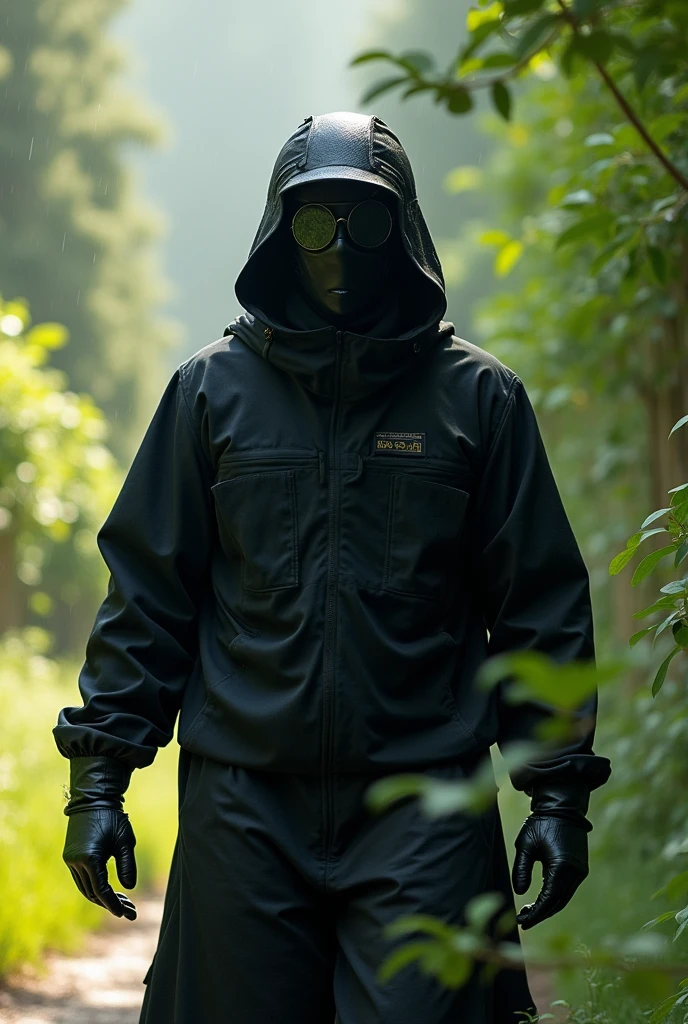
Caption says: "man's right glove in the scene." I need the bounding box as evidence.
[62,755,138,920]
[512,781,591,930]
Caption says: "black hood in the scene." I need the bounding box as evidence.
[226,111,454,401]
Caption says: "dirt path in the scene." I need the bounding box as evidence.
[528,966,568,1022]
[0,896,162,1024]
[0,897,563,1023]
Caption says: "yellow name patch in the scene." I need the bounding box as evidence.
[373,431,426,455]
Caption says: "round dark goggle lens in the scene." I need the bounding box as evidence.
[291,205,336,251]
[348,200,393,248]
[291,200,393,251]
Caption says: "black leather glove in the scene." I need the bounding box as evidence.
[512,781,591,930]
[62,755,138,920]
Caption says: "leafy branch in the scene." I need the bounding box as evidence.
[376,900,688,983]
[350,0,688,189]
[554,0,688,190]
[609,413,688,696]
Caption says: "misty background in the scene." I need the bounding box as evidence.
[111,0,489,371]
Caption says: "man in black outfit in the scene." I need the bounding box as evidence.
[55,111,611,1023]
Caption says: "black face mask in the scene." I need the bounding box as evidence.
[283,181,398,327]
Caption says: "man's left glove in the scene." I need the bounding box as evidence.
[512,781,591,930]
[62,755,138,920]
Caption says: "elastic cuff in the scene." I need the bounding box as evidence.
[65,755,133,815]
[530,781,591,819]
[529,810,593,834]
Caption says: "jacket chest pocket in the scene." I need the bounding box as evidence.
[342,458,470,599]
[384,473,469,597]
[211,449,322,593]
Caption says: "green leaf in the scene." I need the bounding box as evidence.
[643,911,681,931]
[633,596,680,619]
[491,81,512,121]
[572,0,602,15]
[608,527,667,577]
[467,2,502,29]
[376,940,434,983]
[669,415,688,438]
[653,872,688,903]
[446,86,474,114]
[479,229,512,247]
[349,49,395,67]
[459,19,503,65]
[629,626,657,648]
[647,246,667,284]
[439,948,472,988]
[384,914,455,941]
[559,190,596,208]
[476,650,621,711]
[577,30,614,65]
[641,507,672,529]
[609,545,638,576]
[673,622,688,649]
[444,166,483,193]
[607,30,636,55]
[402,81,435,99]
[652,646,682,697]
[398,50,435,74]
[494,240,523,277]
[672,499,688,526]
[652,195,679,215]
[674,905,688,942]
[631,544,678,586]
[649,113,687,144]
[554,212,614,249]
[675,541,688,569]
[364,773,426,813]
[361,76,409,104]
[560,37,584,78]
[25,323,69,349]
[465,892,504,932]
[480,53,518,70]
[584,132,615,147]
[639,528,669,543]
[513,13,561,60]
[654,611,682,644]
[632,48,660,93]
[504,0,547,14]
[660,579,688,595]
[650,992,680,1024]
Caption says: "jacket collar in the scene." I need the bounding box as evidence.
[224,304,455,402]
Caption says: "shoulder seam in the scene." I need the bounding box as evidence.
[484,374,521,465]
[177,362,214,478]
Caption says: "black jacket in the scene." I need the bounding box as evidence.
[54,112,611,795]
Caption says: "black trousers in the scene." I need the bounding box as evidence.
[139,748,536,1023]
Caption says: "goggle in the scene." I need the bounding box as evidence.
[291,200,393,252]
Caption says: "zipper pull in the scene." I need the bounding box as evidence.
[318,449,325,484]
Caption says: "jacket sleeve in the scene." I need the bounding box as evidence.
[53,363,214,770]
[472,373,611,795]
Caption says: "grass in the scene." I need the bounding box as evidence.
[0,625,178,978]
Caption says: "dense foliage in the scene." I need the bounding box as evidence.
[0,295,123,644]
[352,2,688,1020]
[0,0,180,463]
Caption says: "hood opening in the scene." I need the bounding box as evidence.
[233,112,448,341]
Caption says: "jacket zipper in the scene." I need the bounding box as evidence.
[322,330,343,861]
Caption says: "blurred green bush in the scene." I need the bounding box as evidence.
[0,626,178,978]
